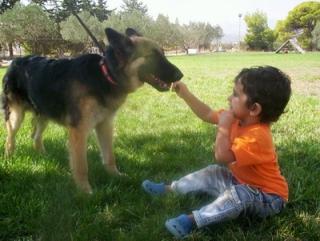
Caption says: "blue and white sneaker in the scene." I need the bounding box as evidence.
[165,214,193,239]
[142,180,166,195]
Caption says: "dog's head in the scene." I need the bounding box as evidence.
[105,28,183,92]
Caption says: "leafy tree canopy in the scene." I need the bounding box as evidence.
[275,1,320,50]
[311,21,320,50]
[285,1,320,33]
[30,0,112,23]
[0,0,19,13]
[121,0,148,15]
[60,10,105,44]
[244,11,275,50]
[0,0,224,56]
[0,3,59,55]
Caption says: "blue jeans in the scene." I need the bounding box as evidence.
[170,165,286,228]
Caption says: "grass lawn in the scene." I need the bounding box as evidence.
[0,52,319,241]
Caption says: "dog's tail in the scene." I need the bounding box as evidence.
[1,60,19,121]
[0,93,9,122]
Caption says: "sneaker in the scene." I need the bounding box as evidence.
[142,180,166,195]
[165,214,193,239]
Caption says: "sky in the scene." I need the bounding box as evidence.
[107,0,309,42]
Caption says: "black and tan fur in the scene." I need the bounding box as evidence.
[1,28,183,193]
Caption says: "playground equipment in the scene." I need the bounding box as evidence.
[275,30,305,54]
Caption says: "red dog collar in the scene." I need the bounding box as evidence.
[99,59,117,86]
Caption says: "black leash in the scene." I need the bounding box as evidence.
[72,11,105,55]
[71,11,118,85]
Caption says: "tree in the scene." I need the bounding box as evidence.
[18,4,60,55]
[180,22,223,52]
[105,10,153,38]
[92,0,112,21]
[121,0,148,15]
[0,0,19,14]
[312,21,320,50]
[152,14,176,48]
[0,3,60,56]
[180,23,200,51]
[201,23,223,50]
[244,11,275,51]
[29,0,113,55]
[31,0,70,23]
[284,1,320,50]
[169,19,184,53]
[274,20,293,49]
[212,25,223,49]
[0,2,21,57]
[0,0,20,55]
[60,11,105,54]
[31,0,112,23]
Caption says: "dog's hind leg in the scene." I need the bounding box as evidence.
[95,119,121,175]
[5,103,25,156]
[31,115,48,153]
[68,125,92,194]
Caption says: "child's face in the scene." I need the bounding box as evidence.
[228,81,251,121]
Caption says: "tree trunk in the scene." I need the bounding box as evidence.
[8,42,13,58]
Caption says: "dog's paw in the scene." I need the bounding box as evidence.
[105,164,125,176]
[83,187,93,194]
[4,142,15,157]
[4,149,13,158]
[77,181,93,194]
[33,142,46,153]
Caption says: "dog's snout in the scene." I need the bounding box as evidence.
[175,69,183,81]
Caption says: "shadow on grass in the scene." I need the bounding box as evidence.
[0,127,319,240]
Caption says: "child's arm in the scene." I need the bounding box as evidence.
[214,110,236,164]
[172,81,217,124]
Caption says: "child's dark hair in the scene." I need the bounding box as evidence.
[235,66,291,123]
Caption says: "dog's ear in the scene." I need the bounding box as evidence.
[125,28,142,37]
[105,28,134,53]
[105,28,134,64]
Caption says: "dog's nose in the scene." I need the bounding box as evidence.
[175,70,183,80]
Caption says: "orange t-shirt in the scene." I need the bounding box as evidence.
[212,111,288,201]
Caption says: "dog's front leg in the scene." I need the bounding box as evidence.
[68,126,92,194]
[95,119,121,175]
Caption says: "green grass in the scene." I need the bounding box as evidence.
[0,52,320,241]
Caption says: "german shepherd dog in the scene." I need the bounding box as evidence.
[2,28,183,193]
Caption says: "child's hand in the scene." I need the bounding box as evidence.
[171,81,189,98]
[218,110,235,128]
